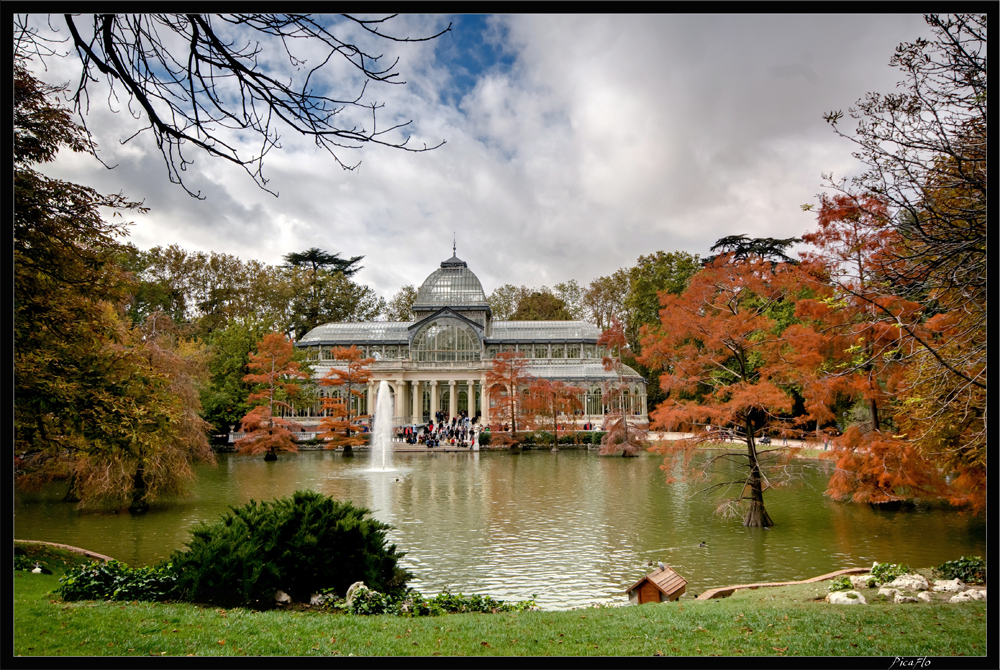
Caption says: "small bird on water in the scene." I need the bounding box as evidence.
[699,541,707,548]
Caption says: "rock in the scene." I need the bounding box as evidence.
[878,588,899,598]
[950,590,986,603]
[932,579,967,593]
[886,574,929,591]
[345,581,368,605]
[309,593,337,606]
[894,594,919,604]
[275,590,292,604]
[827,591,866,605]
[850,574,876,589]
[917,592,933,602]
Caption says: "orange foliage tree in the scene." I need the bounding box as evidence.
[638,256,832,527]
[486,350,534,440]
[317,346,374,456]
[524,378,584,450]
[597,318,648,457]
[235,332,310,460]
[797,193,956,508]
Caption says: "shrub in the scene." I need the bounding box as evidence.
[478,431,491,447]
[169,490,411,608]
[14,554,35,571]
[56,560,178,602]
[935,556,986,585]
[347,588,537,616]
[828,576,853,592]
[589,431,607,445]
[534,431,554,445]
[871,562,911,585]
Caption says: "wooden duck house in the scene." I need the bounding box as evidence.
[627,566,687,604]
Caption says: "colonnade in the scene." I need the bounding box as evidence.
[366,377,490,425]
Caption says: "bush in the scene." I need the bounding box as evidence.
[14,554,35,571]
[589,431,607,445]
[56,560,178,602]
[935,556,985,585]
[534,431,554,445]
[478,430,491,447]
[871,562,911,585]
[347,588,537,616]
[169,490,412,608]
[828,576,853,592]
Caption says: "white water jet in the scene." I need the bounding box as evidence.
[371,380,395,471]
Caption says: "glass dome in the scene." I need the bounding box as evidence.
[412,317,482,362]
[413,253,489,308]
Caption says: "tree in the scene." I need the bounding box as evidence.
[15,14,450,197]
[583,269,631,332]
[488,284,532,321]
[524,379,584,450]
[817,13,986,510]
[638,257,828,526]
[200,317,274,434]
[702,234,801,267]
[511,290,573,321]
[597,319,648,458]
[317,346,375,456]
[553,280,587,320]
[287,268,386,340]
[15,50,213,511]
[235,332,310,460]
[485,351,534,441]
[385,284,419,321]
[284,248,364,277]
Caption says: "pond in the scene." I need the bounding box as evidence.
[14,450,986,610]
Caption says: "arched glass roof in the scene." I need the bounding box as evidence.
[298,322,412,344]
[523,361,644,382]
[413,253,489,308]
[489,321,601,341]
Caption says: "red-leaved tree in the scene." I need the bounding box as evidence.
[317,346,374,456]
[486,351,534,443]
[235,332,309,460]
[525,378,584,450]
[639,256,830,526]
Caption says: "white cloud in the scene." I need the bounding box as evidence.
[29,12,934,299]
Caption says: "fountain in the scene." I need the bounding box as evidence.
[370,380,395,471]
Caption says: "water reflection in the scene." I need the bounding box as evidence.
[14,450,985,610]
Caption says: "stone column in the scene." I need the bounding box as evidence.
[429,380,439,420]
[366,381,375,418]
[411,380,421,424]
[448,379,458,418]
[480,375,490,424]
[466,381,475,417]
[394,380,405,422]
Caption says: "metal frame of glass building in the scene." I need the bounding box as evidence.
[292,251,649,427]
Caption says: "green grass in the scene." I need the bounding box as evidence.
[14,571,986,657]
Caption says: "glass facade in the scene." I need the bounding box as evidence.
[412,318,482,362]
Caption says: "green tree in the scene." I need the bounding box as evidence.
[287,268,386,340]
[200,317,275,434]
[553,279,587,320]
[385,284,419,321]
[488,284,532,320]
[15,51,213,510]
[511,290,573,320]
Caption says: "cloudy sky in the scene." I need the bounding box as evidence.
[31,13,934,300]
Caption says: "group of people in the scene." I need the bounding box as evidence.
[399,410,480,448]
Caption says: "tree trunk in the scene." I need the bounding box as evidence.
[62,473,81,503]
[264,447,278,461]
[128,466,149,514]
[343,444,354,456]
[743,422,773,527]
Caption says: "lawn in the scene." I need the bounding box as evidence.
[14,569,986,657]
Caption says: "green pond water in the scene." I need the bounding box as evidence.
[14,450,986,610]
